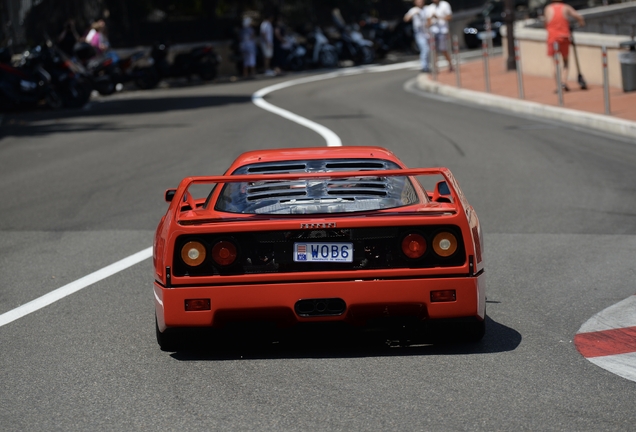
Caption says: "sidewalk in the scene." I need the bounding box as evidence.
[417,54,636,140]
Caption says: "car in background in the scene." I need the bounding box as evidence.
[153,146,486,351]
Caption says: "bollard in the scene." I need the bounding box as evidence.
[430,30,438,81]
[485,16,494,59]
[482,37,491,93]
[602,45,611,115]
[452,34,461,88]
[554,41,563,106]
[514,39,524,99]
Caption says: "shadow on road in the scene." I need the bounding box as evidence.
[169,315,522,361]
[0,94,253,140]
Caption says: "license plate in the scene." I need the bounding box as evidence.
[294,242,353,263]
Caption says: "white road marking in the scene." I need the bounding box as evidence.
[0,60,424,328]
[251,61,421,147]
[0,247,152,328]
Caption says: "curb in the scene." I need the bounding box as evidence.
[574,295,636,382]
[416,74,636,141]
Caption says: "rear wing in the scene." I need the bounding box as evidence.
[168,167,470,216]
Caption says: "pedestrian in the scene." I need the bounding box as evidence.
[544,0,585,92]
[86,19,114,58]
[260,13,275,76]
[240,16,257,78]
[404,0,430,73]
[57,19,80,58]
[427,0,453,72]
[273,17,292,72]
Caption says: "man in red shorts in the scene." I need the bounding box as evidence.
[544,0,585,91]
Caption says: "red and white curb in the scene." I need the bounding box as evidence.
[574,295,636,382]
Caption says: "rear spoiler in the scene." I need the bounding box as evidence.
[168,167,470,215]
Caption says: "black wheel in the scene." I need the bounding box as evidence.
[288,55,305,72]
[426,315,486,344]
[319,48,339,69]
[45,89,64,110]
[134,67,160,90]
[62,78,92,109]
[361,46,375,65]
[155,315,183,352]
[198,62,218,81]
[96,79,116,96]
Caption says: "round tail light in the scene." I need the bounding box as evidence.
[212,241,237,266]
[401,233,427,259]
[433,232,458,257]
[181,241,206,266]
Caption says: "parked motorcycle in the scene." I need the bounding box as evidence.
[305,27,339,69]
[331,10,375,65]
[22,42,93,108]
[149,42,220,83]
[0,47,60,110]
[74,42,159,95]
[1,42,91,111]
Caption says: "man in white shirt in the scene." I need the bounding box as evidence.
[427,0,453,72]
[404,0,430,73]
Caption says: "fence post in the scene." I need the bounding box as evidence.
[452,34,461,88]
[430,30,438,81]
[482,36,491,93]
[554,41,563,106]
[602,45,611,115]
[514,39,524,99]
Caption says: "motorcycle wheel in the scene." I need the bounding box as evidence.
[361,46,375,65]
[63,78,92,109]
[134,68,160,90]
[45,89,64,110]
[319,48,339,69]
[288,56,305,72]
[96,80,116,96]
[198,62,218,81]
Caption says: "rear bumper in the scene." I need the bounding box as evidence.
[154,273,485,332]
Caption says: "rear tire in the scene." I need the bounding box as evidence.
[319,48,339,68]
[134,68,160,90]
[155,315,183,352]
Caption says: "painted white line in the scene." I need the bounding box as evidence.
[1,61,422,328]
[251,60,421,147]
[0,247,153,328]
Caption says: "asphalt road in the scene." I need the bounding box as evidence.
[1,65,635,431]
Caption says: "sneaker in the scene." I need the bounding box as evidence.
[420,67,431,73]
[264,70,276,77]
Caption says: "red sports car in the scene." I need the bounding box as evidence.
[153,146,485,350]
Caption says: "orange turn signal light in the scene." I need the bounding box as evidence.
[185,299,211,311]
[181,241,206,266]
[401,233,427,259]
[433,232,458,257]
[212,241,237,266]
[431,290,456,303]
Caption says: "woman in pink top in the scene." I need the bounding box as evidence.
[544,0,585,91]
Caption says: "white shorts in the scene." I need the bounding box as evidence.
[260,43,273,59]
